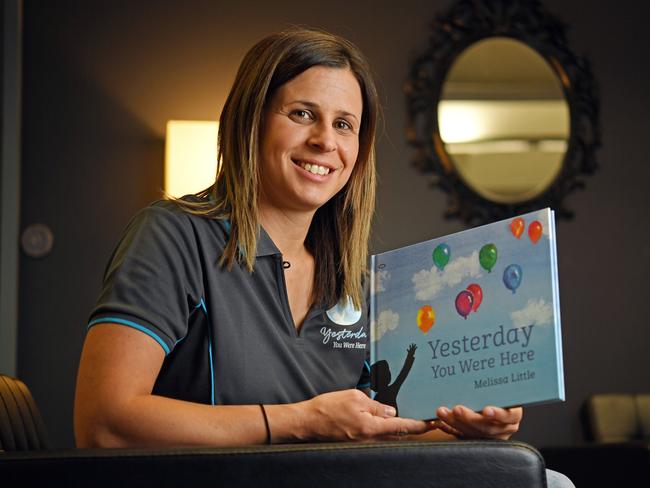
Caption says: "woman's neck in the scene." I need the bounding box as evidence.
[258,203,314,261]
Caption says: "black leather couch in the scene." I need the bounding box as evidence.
[1,373,548,487]
[1,440,547,487]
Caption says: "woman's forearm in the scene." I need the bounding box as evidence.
[77,394,280,448]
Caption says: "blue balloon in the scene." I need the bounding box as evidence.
[503,264,523,294]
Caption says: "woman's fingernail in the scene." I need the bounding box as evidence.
[439,407,450,416]
[453,406,463,416]
[485,408,495,417]
[385,406,397,417]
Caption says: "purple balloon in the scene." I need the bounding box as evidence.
[455,290,474,320]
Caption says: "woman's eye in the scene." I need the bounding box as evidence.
[290,109,313,121]
[335,119,353,131]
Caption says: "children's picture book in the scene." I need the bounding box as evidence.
[369,208,564,420]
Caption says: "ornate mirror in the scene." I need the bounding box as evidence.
[405,0,600,224]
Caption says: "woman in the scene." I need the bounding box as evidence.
[74,27,522,448]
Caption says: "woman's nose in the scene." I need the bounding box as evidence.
[307,122,337,152]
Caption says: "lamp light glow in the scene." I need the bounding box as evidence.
[164,120,219,197]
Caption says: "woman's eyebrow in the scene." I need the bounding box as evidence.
[285,100,359,122]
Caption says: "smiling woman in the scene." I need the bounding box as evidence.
[259,66,362,217]
[74,27,424,449]
[73,27,528,455]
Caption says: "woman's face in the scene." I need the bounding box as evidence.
[259,66,363,214]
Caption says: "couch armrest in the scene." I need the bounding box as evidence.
[1,440,545,487]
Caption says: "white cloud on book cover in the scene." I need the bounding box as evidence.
[412,251,481,300]
[372,309,399,341]
[511,298,553,327]
[373,269,390,294]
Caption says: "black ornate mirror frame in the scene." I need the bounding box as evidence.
[405,0,600,225]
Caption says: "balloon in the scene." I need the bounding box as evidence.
[479,244,498,273]
[503,264,523,294]
[466,283,483,312]
[432,243,450,271]
[417,305,435,333]
[510,218,525,239]
[455,290,474,320]
[528,220,543,244]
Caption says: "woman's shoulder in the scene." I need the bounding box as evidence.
[122,198,230,245]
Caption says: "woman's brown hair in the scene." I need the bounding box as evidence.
[173,27,378,309]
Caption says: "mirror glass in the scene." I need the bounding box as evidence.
[438,37,570,204]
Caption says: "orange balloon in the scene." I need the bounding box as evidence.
[510,218,525,239]
[528,220,543,244]
[417,305,435,334]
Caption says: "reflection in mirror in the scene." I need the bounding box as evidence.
[438,37,569,204]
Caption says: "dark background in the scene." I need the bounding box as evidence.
[8,0,650,448]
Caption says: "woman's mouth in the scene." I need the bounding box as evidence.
[295,160,332,176]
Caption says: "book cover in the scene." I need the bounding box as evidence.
[369,208,564,420]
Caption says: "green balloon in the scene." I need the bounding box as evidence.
[479,243,498,272]
[432,243,450,271]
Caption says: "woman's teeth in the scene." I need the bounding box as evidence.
[299,162,331,175]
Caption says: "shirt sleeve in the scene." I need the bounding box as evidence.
[88,203,204,354]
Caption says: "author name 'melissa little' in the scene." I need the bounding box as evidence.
[474,369,535,389]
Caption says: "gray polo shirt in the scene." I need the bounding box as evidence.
[89,200,370,406]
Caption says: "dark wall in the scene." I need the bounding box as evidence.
[17,0,650,448]
[1,2,4,188]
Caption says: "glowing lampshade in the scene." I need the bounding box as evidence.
[164,120,219,197]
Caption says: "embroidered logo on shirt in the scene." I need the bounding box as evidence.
[326,297,362,325]
[322,297,366,350]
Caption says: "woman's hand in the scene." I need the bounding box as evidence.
[298,389,436,442]
[433,405,523,440]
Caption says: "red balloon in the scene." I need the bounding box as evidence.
[466,283,483,312]
[455,290,474,320]
[510,218,525,239]
[528,220,543,244]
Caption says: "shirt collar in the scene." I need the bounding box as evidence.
[255,225,281,257]
[219,219,280,258]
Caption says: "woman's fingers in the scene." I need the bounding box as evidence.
[376,416,435,437]
[435,405,522,440]
[482,406,523,425]
[307,390,436,441]
[432,419,465,438]
[366,399,397,418]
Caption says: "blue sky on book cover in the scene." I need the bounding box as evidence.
[370,208,564,420]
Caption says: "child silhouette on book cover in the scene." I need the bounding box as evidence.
[370,343,416,416]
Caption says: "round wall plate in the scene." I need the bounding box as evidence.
[21,223,54,258]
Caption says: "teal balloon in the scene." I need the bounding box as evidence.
[503,264,523,294]
[479,244,498,273]
[432,244,451,271]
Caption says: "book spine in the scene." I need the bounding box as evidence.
[549,210,566,401]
